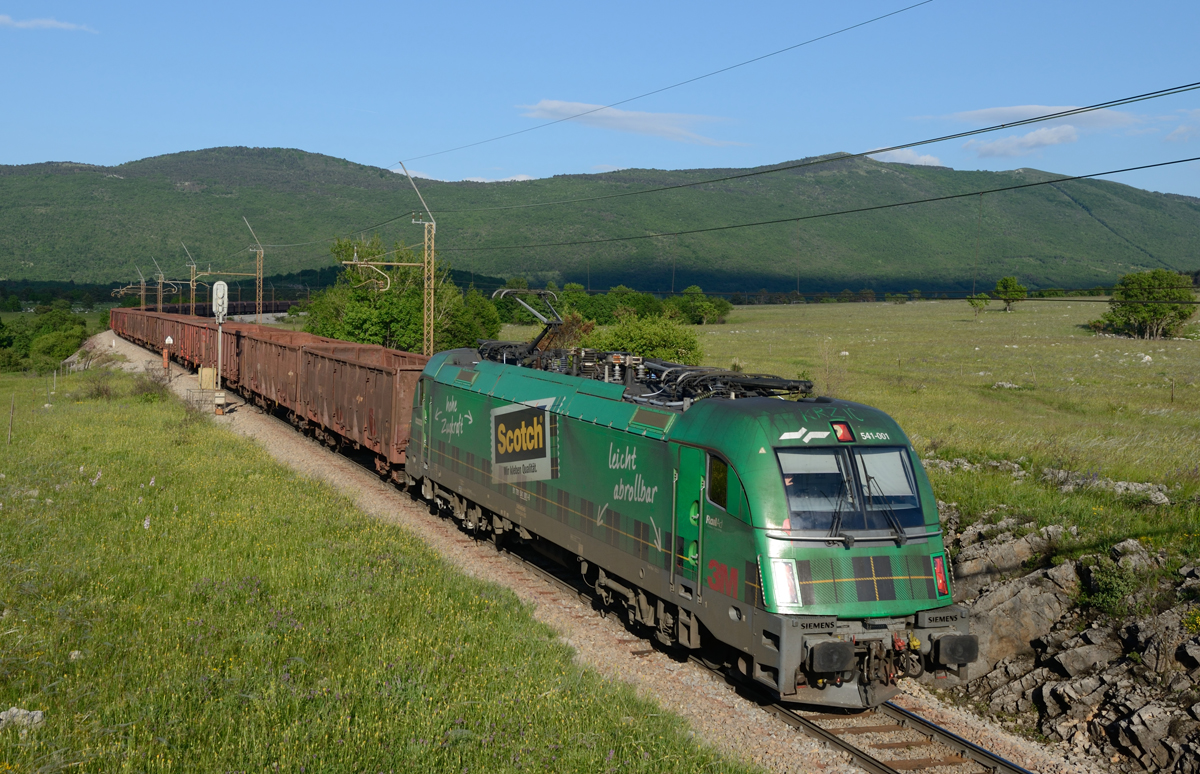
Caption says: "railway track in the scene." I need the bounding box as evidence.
[236,392,1036,774]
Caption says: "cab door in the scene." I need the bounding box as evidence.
[673,445,705,598]
[421,379,432,470]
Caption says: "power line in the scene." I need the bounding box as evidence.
[391,1,934,165]
[256,79,1200,259]
[427,80,1200,214]
[438,156,1200,252]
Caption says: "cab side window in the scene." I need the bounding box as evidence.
[708,455,728,510]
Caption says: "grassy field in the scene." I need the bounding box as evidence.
[504,298,1200,567]
[702,299,1198,483]
[0,370,754,773]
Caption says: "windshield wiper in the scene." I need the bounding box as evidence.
[827,482,854,548]
[862,472,908,545]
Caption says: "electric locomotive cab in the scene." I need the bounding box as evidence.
[676,396,980,708]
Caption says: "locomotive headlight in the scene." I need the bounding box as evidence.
[770,558,802,607]
[831,422,854,442]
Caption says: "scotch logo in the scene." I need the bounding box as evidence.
[496,411,543,461]
[491,402,554,483]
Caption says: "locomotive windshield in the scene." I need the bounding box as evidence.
[776,447,923,536]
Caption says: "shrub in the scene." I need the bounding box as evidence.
[131,367,170,403]
[967,293,991,320]
[583,314,703,365]
[994,276,1027,311]
[662,286,732,324]
[1089,269,1196,339]
[306,236,500,351]
[1080,556,1139,616]
[77,370,115,401]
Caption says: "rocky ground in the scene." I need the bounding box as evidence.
[87,333,1102,774]
[930,459,1200,773]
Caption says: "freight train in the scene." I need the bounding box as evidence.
[111,302,978,709]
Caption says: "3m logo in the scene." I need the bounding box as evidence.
[706,560,739,597]
[491,402,554,483]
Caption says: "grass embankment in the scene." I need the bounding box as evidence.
[0,370,753,773]
[504,299,1200,569]
[710,301,1200,572]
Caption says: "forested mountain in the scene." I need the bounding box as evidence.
[2,146,1197,292]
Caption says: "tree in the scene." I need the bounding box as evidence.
[663,285,731,324]
[967,293,991,321]
[993,276,1027,311]
[1089,269,1196,339]
[583,313,703,365]
[305,237,500,351]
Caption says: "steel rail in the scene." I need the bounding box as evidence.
[878,702,1033,774]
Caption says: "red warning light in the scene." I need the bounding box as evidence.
[831,422,855,442]
[932,555,949,597]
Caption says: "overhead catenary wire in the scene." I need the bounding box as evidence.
[392,1,935,166]
[251,79,1200,260]
[427,80,1200,214]
[435,155,1200,253]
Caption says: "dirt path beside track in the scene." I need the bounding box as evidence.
[93,331,1089,774]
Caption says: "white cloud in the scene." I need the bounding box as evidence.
[963,125,1079,158]
[869,148,942,166]
[0,14,96,32]
[1165,109,1200,143]
[462,174,534,183]
[952,105,1136,130]
[1166,125,1199,143]
[520,100,740,146]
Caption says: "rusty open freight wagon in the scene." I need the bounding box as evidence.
[109,309,429,476]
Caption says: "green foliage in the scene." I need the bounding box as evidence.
[0,307,91,372]
[993,276,1028,311]
[4,148,1199,293]
[1089,269,1196,339]
[583,314,703,365]
[304,237,500,351]
[1080,557,1139,616]
[1184,608,1200,636]
[662,285,732,325]
[967,293,991,320]
[0,371,751,774]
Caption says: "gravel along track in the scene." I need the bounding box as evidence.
[94,332,1094,774]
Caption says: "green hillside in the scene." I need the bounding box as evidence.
[2,146,1198,292]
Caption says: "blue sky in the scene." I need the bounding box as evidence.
[3,1,1199,196]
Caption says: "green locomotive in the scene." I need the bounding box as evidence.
[406,294,977,708]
